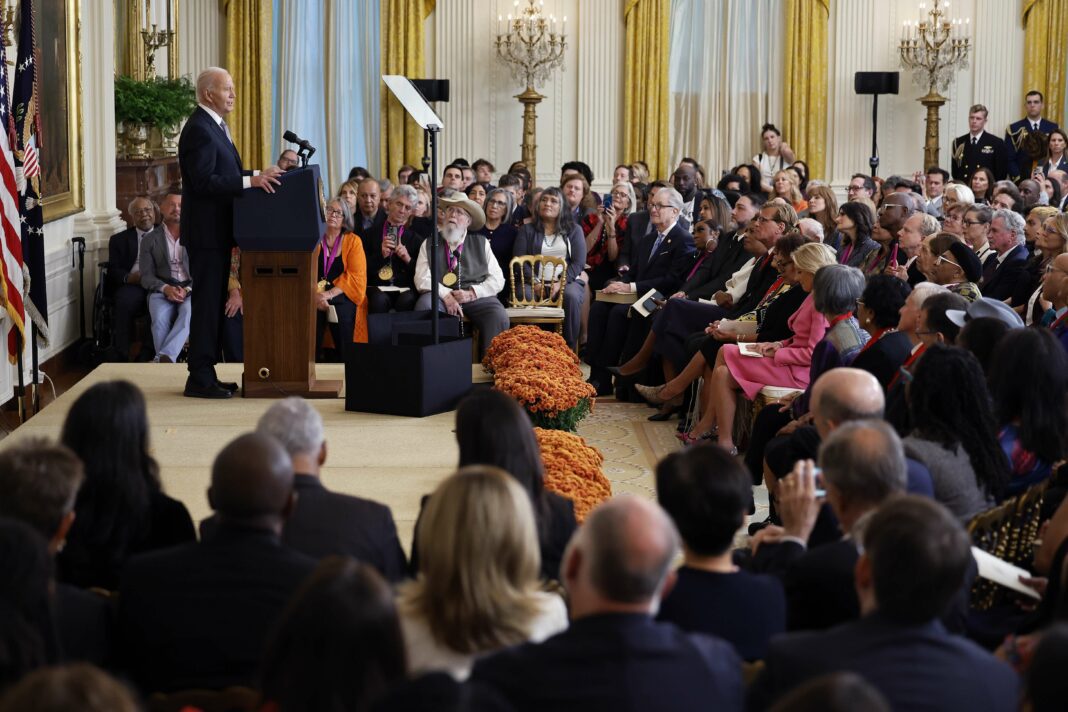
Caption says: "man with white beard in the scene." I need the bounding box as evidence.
[414,194,510,352]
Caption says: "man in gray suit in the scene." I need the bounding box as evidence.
[140,191,192,363]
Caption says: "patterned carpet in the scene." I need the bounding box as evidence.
[0,364,767,553]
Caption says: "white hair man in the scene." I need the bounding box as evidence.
[414,195,509,352]
[979,208,1029,301]
[471,496,744,710]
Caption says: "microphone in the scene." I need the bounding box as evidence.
[283,130,317,159]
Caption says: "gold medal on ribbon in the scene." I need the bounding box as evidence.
[442,272,458,287]
[378,264,394,281]
[316,280,328,292]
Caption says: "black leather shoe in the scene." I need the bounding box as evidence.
[215,380,239,393]
[606,365,626,377]
[184,383,233,399]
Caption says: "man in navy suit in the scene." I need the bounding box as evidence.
[749,496,1018,711]
[980,209,1030,302]
[178,67,282,399]
[117,433,316,693]
[584,187,695,394]
[471,496,744,712]
[951,104,1009,181]
[1005,90,1059,181]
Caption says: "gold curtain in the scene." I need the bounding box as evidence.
[623,0,670,181]
[782,0,829,181]
[1023,0,1068,125]
[223,0,273,170]
[381,0,436,179]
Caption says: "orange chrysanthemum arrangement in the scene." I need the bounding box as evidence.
[485,326,595,432]
[534,427,612,522]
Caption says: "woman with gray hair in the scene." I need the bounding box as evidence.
[682,255,864,453]
[314,196,368,360]
[475,188,519,305]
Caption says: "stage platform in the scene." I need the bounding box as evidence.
[0,363,729,553]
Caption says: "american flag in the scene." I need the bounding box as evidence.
[13,0,47,347]
[0,10,24,361]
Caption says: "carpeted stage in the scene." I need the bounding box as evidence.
[0,363,765,553]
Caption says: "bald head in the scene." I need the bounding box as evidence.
[811,368,884,438]
[818,420,907,515]
[209,433,294,525]
[569,496,679,610]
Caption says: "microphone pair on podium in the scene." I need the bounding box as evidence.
[283,130,316,167]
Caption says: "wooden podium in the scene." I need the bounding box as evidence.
[233,165,341,398]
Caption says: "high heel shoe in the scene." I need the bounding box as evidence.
[634,383,670,405]
[607,365,638,378]
[676,430,714,446]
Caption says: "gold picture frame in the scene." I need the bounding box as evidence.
[40,0,84,223]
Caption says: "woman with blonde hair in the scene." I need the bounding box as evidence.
[336,179,361,233]
[1018,209,1068,323]
[772,170,808,215]
[398,466,568,680]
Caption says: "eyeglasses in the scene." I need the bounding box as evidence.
[648,203,678,212]
[936,254,962,269]
[326,208,344,217]
[753,215,781,224]
[487,199,508,208]
[1045,264,1068,276]
[878,204,906,215]
[943,214,963,222]
[962,219,986,226]
[846,185,864,193]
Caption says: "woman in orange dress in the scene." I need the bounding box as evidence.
[315,197,368,360]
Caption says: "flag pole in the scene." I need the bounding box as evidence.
[29,321,38,414]
[14,328,24,423]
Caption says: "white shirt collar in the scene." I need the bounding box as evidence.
[970,130,985,141]
[199,103,225,126]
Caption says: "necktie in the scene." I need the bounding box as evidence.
[220,119,234,145]
[1033,122,1039,132]
[971,136,978,146]
[649,232,665,261]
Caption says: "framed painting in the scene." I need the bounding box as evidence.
[39,0,83,223]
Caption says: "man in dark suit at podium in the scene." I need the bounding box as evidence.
[178,67,282,399]
[951,104,1009,181]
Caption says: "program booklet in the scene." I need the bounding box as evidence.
[631,289,665,318]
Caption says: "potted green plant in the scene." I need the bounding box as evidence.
[151,77,197,154]
[114,74,157,159]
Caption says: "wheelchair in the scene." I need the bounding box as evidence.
[76,261,117,367]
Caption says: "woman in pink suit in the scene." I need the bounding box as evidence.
[685,251,865,454]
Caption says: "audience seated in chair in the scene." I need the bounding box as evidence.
[139,192,191,364]
[0,518,58,694]
[414,195,510,354]
[259,558,406,712]
[117,432,316,694]
[57,380,194,591]
[655,445,786,660]
[749,496,1018,711]
[0,440,111,667]
[471,496,743,712]
[314,197,369,362]
[364,185,430,315]
[512,186,588,348]
[107,196,154,362]
[398,466,568,680]
[200,397,407,581]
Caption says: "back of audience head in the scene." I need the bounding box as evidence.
[560,160,594,186]
[1026,623,1068,712]
[257,396,326,466]
[859,275,911,330]
[917,291,969,345]
[957,317,1011,376]
[819,420,906,526]
[0,518,55,691]
[857,496,971,624]
[208,432,295,531]
[564,496,680,615]
[767,672,891,712]
[455,389,547,517]
[58,380,160,574]
[989,328,1068,465]
[655,446,750,559]
[811,368,884,438]
[261,557,405,712]
[0,439,83,555]
[718,172,750,194]
[0,663,138,712]
[896,281,947,333]
[908,344,1009,500]
[402,465,543,654]
[812,264,865,317]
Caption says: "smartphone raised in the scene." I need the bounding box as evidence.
[603,194,613,210]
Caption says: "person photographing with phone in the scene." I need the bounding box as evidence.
[364,185,430,315]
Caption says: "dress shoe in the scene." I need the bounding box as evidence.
[215,380,239,393]
[607,365,636,378]
[183,382,233,399]
[634,383,669,405]
[158,354,173,363]
[586,378,614,397]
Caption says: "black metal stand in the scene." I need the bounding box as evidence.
[14,330,24,423]
[869,94,881,177]
[423,125,442,344]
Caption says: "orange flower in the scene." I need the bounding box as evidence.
[535,427,611,522]
[483,326,578,372]
[488,344,582,378]
[495,370,596,416]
